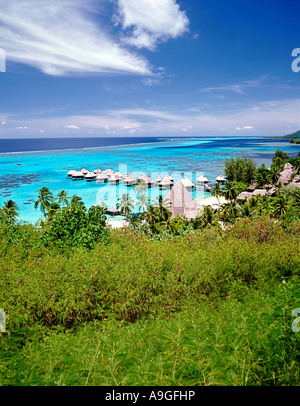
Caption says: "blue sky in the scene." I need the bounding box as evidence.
[0,0,300,138]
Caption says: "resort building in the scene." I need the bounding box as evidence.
[215,175,226,184]
[123,173,136,186]
[196,175,209,185]
[96,173,109,183]
[180,177,195,190]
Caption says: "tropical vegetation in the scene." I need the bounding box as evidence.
[0,150,299,386]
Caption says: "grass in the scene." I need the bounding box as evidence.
[0,218,299,386]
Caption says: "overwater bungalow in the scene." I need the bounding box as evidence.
[72,170,85,180]
[67,170,75,178]
[103,169,115,177]
[96,173,109,183]
[156,175,162,185]
[196,175,209,185]
[215,175,226,184]
[84,172,96,182]
[138,174,155,188]
[93,168,101,174]
[180,177,195,190]
[123,173,136,186]
[81,168,89,175]
[109,174,121,185]
[115,172,124,179]
[159,176,173,190]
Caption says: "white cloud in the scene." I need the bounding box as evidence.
[236,126,254,131]
[0,0,151,76]
[64,124,80,129]
[1,121,6,125]
[114,0,189,50]
[4,99,300,138]
[200,77,270,94]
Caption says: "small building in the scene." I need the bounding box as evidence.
[123,173,136,186]
[109,174,121,185]
[237,191,253,200]
[180,177,195,190]
[215,175,226,184]
[252,189,267,196]
[72,170,85,180]
[138,174,155,188]
[159,176,173,190]
[288,181,300,189]
[196,175,209,184]
[84,172,96,181]
[67,170,75,178]
[96,173,109,183]
[247,183,257,192]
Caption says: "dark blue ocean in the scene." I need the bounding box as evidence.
[0,136,299,223]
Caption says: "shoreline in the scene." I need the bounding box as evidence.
[197,195,229,208]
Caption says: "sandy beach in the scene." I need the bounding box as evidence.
[196,196,229,208]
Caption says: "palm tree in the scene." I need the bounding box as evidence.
[117,193,134,216]
[255,164,271,188]
[34,187,54,216]
[211,182,223,205]
[143,204,160,229]
[219,201,240,223]
[269,166,280,185]
[271,194,291,218]
[137,192,150,212]
[133,179,147,197]
[70,194,85,207]
[272,149,289,169]
[46,201,60,221]
[1,199,19,222]
[154,194,171,221]
[57,190,70,207]
[252,196,272,217]
[223,182,238,202]
[199,205,218,228]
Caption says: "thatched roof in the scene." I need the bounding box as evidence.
[96,172,109,180]
[103,169,115,177]
[247,183,257,192]
[197,175,209,183]
[180,177,195,189]
[288,181,300,188]
[252,189,267,196]
[163,174,174,182]
[84,172,96,179]
[164,180,202,219]
[109,174,120,183]
[123,173,136,184]
[67,170,75,176]
[237,191,253,200]
[160,176,173,186]
[81,168,89,175]
[215,175,226,182]
[72,170,84,178]
[138,174,155,184]
[284,162,293,170]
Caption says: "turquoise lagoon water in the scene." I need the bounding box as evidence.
[0,136,299,224]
